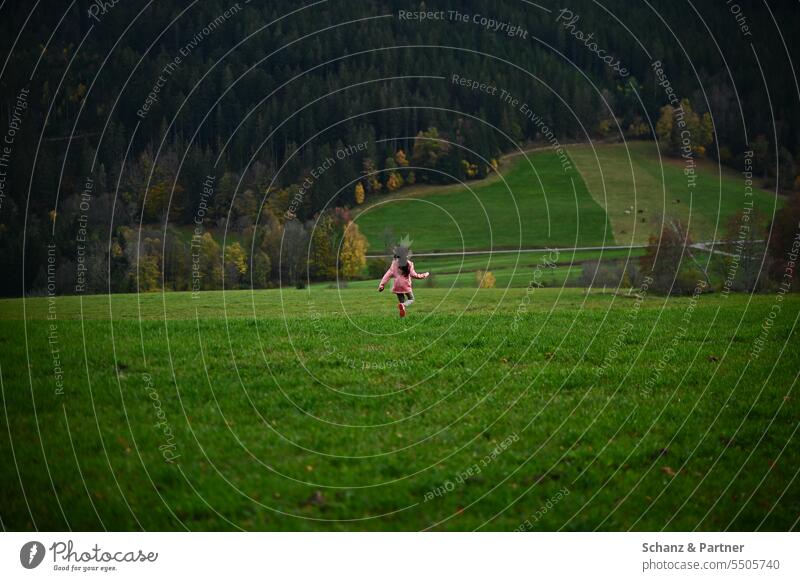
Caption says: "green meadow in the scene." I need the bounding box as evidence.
[352,247,647,290]
[1,288,797,531]
[568,141,778,245]
[356,143,778,253]
[355,150,613,252]
[1,144,795,532]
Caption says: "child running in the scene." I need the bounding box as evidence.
[377,237,429,318]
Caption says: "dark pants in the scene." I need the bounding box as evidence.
[395,292,414,303]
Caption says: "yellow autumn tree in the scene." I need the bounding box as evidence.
[199,232,223,290]
[354,182,365,204]
[139,255,161,292]
[395,149,409,167]
[461,159,478,178]
[138,237,162,292]
[224,241,248,288]
[476,270,496,288]
[655,98,713,157]
[340,222,368,279]
[386,171,403,191]
[228,242,247,275]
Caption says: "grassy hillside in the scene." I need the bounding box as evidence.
[355,150,613,253]
[569,141,779,245]
[356,142,780,255]
[1,288,797,530]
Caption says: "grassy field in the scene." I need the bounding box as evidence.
[356,246,642,289]
[344,264,582,290]
[356,142,779,253]
[355,150,613,252]
[569,141,779,245]
[1,287,798,531]
[440,248,648,289]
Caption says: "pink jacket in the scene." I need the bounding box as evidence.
[379,260,428,293]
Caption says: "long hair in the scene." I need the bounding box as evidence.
[394,239,412,276]
[393,254,411,277]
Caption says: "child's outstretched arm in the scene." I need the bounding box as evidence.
[410,263,429,279]
[378,267,393,291]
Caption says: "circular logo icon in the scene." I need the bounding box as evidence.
[20,541,45,569]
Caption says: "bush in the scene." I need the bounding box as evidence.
[476,270,496,288]
[579,259,627,288]
[640,220,710,295]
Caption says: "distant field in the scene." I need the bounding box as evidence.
[343,264,582,290]
[357,247,647,290]
[355,150,613,253]
[1,288,797,531]
[351,247,643,290]
[568,141,780,245]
